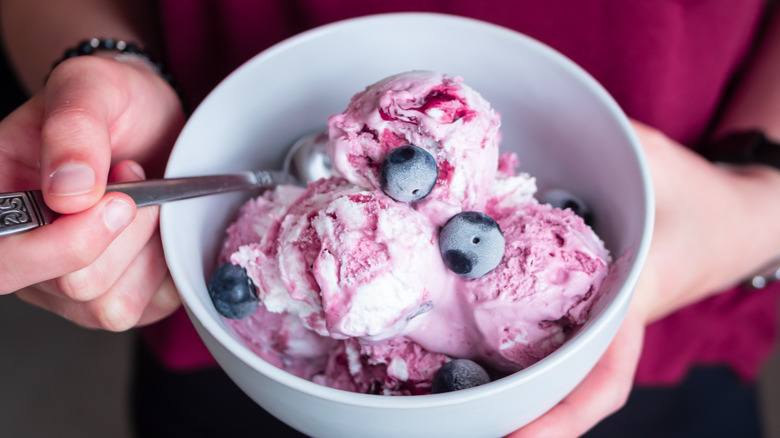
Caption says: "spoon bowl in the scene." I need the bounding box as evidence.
[285,131,332,183]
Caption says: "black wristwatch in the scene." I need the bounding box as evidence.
[703,130,780,289]
[702,130,780,169]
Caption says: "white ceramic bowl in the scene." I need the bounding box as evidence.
[161,13,653,438]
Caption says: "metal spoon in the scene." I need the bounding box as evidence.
[0,131,332,236]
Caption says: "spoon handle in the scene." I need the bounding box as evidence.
[0,170,293,237]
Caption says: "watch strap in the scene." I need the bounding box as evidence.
[703,130,780,169]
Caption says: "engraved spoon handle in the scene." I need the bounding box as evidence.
[0,170,293,237]
[0,191,59,236]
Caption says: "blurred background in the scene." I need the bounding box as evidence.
[2,40,780,438]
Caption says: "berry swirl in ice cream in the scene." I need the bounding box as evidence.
[327,71,501,225]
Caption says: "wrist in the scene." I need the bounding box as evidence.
[735,164,780,288]
[703,130,780,289]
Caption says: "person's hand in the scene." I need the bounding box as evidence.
[507,120,780,437]
[628,120,780,321]
[0,54,185,330]
[506,295,646,438]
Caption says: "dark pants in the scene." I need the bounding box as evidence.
[130,339,764,438]
[584,366,764,438]
[130,339,307,437]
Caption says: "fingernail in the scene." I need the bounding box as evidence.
[104,198,134,232]
[128,162,146,180]
[49,163,96,196]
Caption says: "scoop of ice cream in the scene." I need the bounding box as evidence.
[327,70,501,224]
[227,177,449,341]
[467,201,611,370]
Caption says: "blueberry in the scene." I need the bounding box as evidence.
[379,145,438,202]
[431,359,491,393]
[439,211,504,278]
[540,188,593,224]
[207,262,258,319]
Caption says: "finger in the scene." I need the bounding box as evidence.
[0,192,136,295]
[34,160,155,301]
[507,301,646,438]
[108,159,146,183]
[39,57,124,213]
[16,230,173,331]
[136,272,182,327]
[45,56,183,182]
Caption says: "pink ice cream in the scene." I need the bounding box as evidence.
[398,164,610,372]
[222,178,449,342]
[314,338,450,395]
[467,200,610,370]
[220,179,454,394]
[327,70,501,224]
[216,71,611,395]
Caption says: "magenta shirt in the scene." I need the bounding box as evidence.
[146,0,780,385]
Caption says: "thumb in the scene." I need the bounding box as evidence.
[39,57,124,214]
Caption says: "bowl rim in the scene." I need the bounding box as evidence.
[162,11,655,408]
